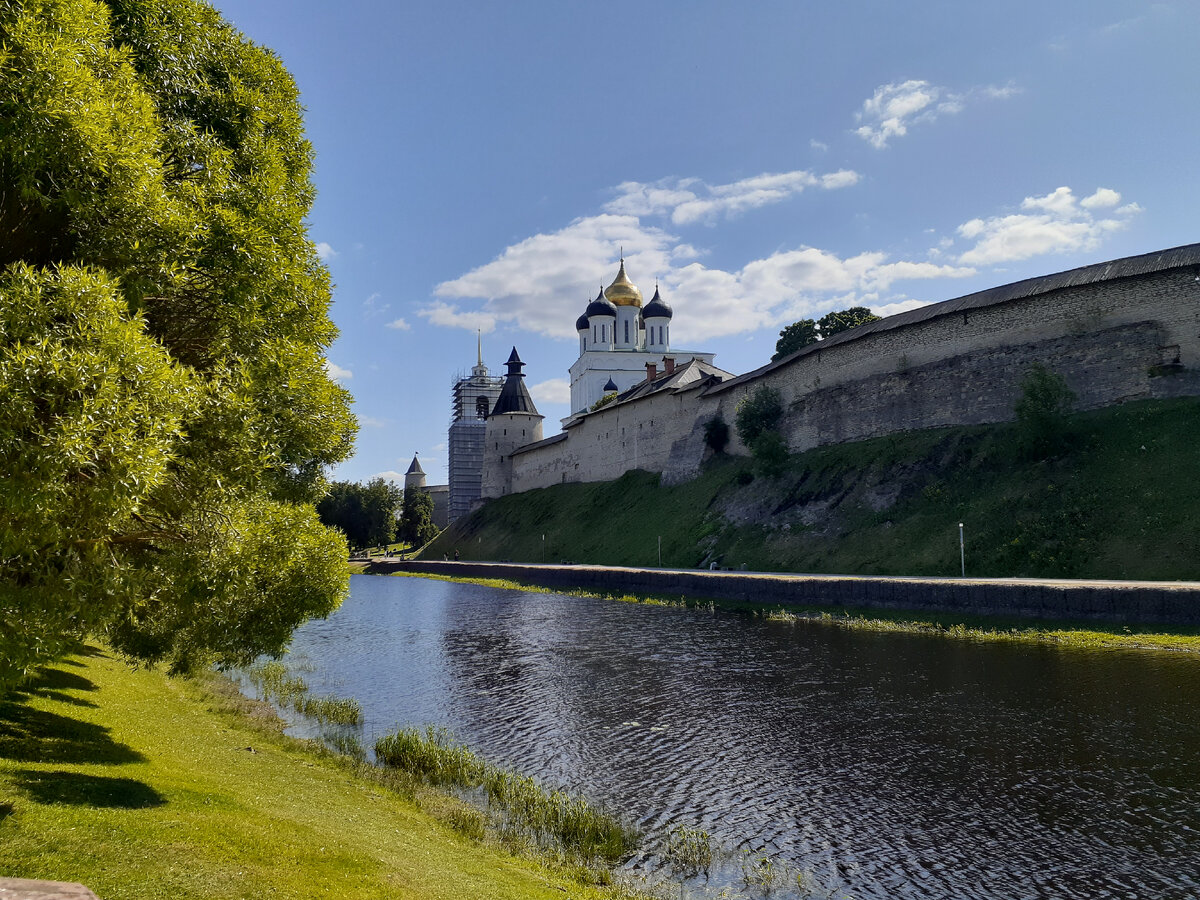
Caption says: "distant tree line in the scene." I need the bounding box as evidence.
[316,479,438,550]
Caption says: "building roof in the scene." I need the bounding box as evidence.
[587,357,734,410]
[405,455,424,475]
[604,258,643,307]
[585,286,617,319]
[643,284,672,319]
[710,242,1200,396]
[603,377,619,392]
[490,346,541,416]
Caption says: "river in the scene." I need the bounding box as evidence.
[252,573,1200,899]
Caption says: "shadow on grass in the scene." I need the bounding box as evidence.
[12,667,100,708]
[12,771,164,809]
[0,702,144,765]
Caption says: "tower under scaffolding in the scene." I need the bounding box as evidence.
[448,341,503,523]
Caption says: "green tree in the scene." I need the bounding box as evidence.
[1015,363,1076,458]
[0,0,356,688]
[772,319,818,361]
[703,415,730,454]
[734,386,784,447]
[400,488,438,548]
[817,306,881,339]
[316,479,401,549]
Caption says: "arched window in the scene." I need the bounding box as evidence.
[624,320,630,344]
[476,396,489,419]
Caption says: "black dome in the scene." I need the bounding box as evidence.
[575,311,589,331]
[643,285,672,320]
[585,286,617,319]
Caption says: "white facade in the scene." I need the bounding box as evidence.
[568,261,715,415]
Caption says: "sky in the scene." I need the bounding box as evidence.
[210,0,1200,486]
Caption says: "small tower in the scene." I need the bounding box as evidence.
[585,286,616,351]
[448,334,504,521]
[404,454,427,493]
[605,257,643,350]
[481,347,544,499]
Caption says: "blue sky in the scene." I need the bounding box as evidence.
[211,0,1199,486]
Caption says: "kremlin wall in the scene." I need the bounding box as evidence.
[476,244,1200,503]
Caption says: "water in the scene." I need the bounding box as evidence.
[258,574,1200,899]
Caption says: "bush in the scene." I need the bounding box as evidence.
[752,431,790,478]
[735,386,783,446]
[703,415,730,453]
[1015,363,1076,457]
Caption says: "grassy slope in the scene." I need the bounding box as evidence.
[425,397,1200,581]
[0,648,622,900]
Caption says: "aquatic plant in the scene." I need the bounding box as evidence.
[243,661,362,725]
[374,725,637,862]
[664,824,713,876]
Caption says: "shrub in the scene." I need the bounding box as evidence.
[735,386,783,446]
[752,430,790,478]
[1015,363,1076,457]
[703,415,730,453]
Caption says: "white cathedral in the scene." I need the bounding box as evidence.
[567,259,715,417]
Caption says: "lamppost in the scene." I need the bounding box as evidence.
[959,522,965,577]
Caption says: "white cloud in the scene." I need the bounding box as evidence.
[374,470,406,483]
[325,361,352,382]
[358,416,386,428]
[530,378,571,406]
[418,301,498,334]
[315,242,337,261]
[386,317,411,330]
[810,139,829,152]
[605,169,859,226]
[854,79,1018,148]
[956,185,1140,266]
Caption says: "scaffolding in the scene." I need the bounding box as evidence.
[448,368,502,522]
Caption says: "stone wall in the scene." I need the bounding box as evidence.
[382,560,1200,625]
[503,255,1200,492]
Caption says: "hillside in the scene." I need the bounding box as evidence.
[423,398,1200,581]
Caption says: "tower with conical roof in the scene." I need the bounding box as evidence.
[448,334,504,521]
[404,454,427,493]
[481,347,544,499]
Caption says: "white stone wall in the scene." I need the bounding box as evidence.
[500,264,1200,496]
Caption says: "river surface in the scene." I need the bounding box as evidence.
[257,573,1200,899]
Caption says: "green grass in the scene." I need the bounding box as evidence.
[375,726,638,864]
[384,570,1200,656]
[0,648,645,900]
[425,397,1200,582]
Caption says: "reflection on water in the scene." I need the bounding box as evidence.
[274,574,1200,899]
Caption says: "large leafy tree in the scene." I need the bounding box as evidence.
[0,0,357,688]
[772,307,882,361]
[399,488,438,549]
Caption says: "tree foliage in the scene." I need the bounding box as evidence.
[1015,363,1076,458]
[817,306,881,339]
[400,488,439,548]
[0,0,356,688]
[703,415,730,454]
[734,386,783,447]
[316,480,401,549]
[772,307,882,361]
[772,319,818,361]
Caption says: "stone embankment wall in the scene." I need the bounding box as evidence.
[379,560,1200,625]
[503,254,1200,492]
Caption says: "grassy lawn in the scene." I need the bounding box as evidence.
[0,647,628,900]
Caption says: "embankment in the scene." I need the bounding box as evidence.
[424,398,1200,584]
[373,559,1200,626]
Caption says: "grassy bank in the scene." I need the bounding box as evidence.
[0,647,637,900]
[384,570,1200,656]
[425,397,1200,581]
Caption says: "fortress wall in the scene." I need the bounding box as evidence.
[508,264,1200,491]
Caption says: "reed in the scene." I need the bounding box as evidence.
[243,661,363,726]
[663,824,713,877]
[374,726,637,863]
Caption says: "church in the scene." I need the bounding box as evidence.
[567,258,716,417]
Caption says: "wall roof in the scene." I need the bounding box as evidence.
[710,242,1200,396]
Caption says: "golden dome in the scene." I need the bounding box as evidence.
[604,259,643,307]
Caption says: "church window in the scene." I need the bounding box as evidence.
[624,320,629,344]
[476,396,489,419]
